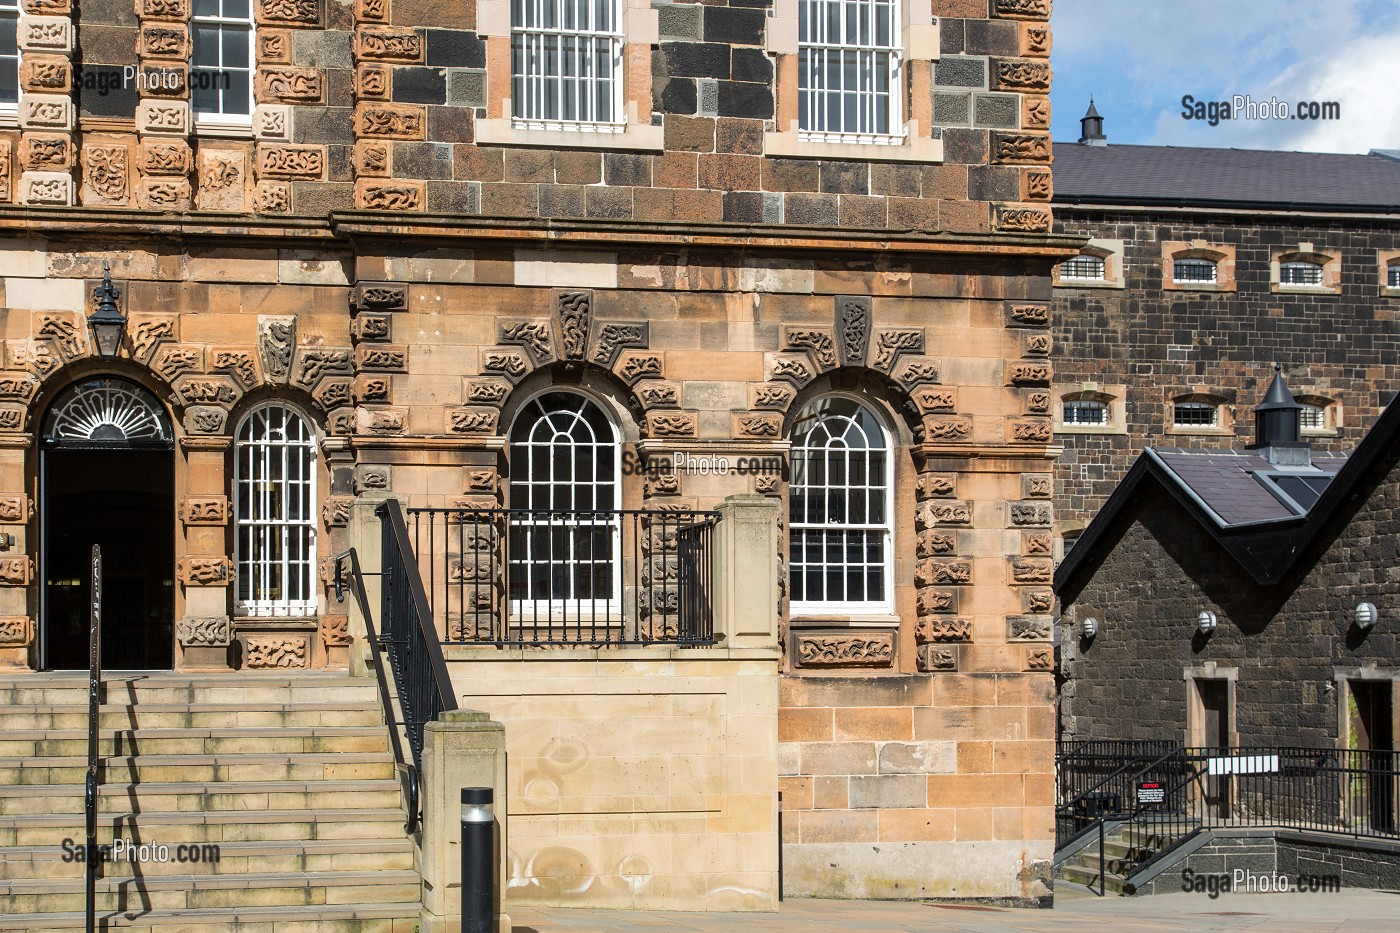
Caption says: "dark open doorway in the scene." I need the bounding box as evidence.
[39,377,177,671]
[1349,680,1395,833]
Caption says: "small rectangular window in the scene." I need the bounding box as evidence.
[1388,264,1400,289]
[798,0,901,143]
[1173,258,1217,283]
[1060,255,1106,281]
[192,0,254,122]
[1173,401,1217,427]
[1280,261,1323,286]
[512,0,623,129]
[1299,403,1326,431]
[1062,399,1109,425]
[0,0,18,108]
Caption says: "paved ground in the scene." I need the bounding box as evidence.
[510,890,1400,933]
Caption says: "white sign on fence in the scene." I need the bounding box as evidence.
[1206,754,1280,776]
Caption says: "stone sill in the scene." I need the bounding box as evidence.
[475,118,664,151]
[764,131,943,164]
[1164,281,1236,293]
[1166,426,1235,437]
[789,615,901,627]
[440,643,781,663]
[1054,278,1123,290]
[1055,426,1127,436]
[193,118,254,139]
[1271,284,1340,296]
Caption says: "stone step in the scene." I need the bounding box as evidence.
[0,869,422,914]
[0,808,410,847]
[0,726,391,758]
[0,703,385,731]
[0,838,415,880]
[0,752,397,786]
[0,674,379,708]
[0,902,419,931]
[1058,861,1128,893]
[0,780,403,816]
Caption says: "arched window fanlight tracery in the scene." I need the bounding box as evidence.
[42,378,173,447]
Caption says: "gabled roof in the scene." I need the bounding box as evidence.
[1052,143,1400,213]
[1055,395,1400,591]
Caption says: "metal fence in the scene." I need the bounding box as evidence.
[405,506,717,647]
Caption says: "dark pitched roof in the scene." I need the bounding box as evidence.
[1052,143,1400,213]
[1055,397,1400,590]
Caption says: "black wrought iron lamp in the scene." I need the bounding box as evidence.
[87,261,126,359]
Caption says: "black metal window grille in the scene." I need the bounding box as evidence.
[1280,261,1323,286]
[1388,264,1399,289]
[1173,258,1217,283]
[1060,255,1106,281]
[1173,401,1217,427]
[1299,403,1326,432]
[1063,399,1109,425]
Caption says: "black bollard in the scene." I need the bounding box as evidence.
[461,787,498,933]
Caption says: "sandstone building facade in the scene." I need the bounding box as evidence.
[0,0,1071,916]
[1050,131,1400,546]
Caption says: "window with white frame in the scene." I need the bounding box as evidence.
[511,0,623,130]
[1280,261,1324,286]
[1173,400,1218,428]
[0,0,17,110]
[508,391,620,609]
[235,404,317,617]
[1299,403,1326,432]
[1388,263,1399,289]
[789,396,892,613]
[191,0,254,123]
[1060,254,1106,282]
[798,0,901,143]
[1173,258,1218,283]
[1062,398,1109,426]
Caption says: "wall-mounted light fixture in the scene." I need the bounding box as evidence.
[1355,602,1378,630]
[87,261,126,359]
[1081,617,1098,639]
[1197,610,1218,635]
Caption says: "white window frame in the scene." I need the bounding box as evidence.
[1173,258,1218,284]
[1389,263,1400,290]
[1173,400,1219,429]
[234,403,318,618]
[507,390,622,619]
[1279,261,1324,287]
[191,0,255,128]
[1062,398,1109,426]
[797,0,902,145]
[788,394,894,617]
[1060,254,1107,282]
[510,0,624,133]
[0,0,18,115]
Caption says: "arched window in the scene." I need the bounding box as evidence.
[43,377,172,448]
[508,391,620,608]
[788,396,892,613]
[235,404,317,617]
[1280,261,1324,286]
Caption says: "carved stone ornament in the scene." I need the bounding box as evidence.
[1009,615,1052,641]
[465,380,508,405]
[256,0,319,25]
[795,632,894,669]
[645,411,697,438]
[20,55,69,93]
[312,377,350,411]
[258,30,290,63]
[0,495,31,523]
[0,139,12,202]
[137,101,189,136]
[752,383,794,410]
[917,473,956,499]
[1007,303,1049,327]
[179,557,232,586]
[784,327,838,370]
[754,475,779,496]
[637,383,679,408]
[19,133,68,171]
[1027,647,1054,672]
[1008,362,1051,385]
[591,323,647,366]
[21,172,71,206]
[769,355,814,387]
[1025,532,1052,555]
[258,144,324,180]
[0,554,30,585]
[212,350,258,390]
[357,66,388,100]
[355,25,424,61]
[895,359,941,388]
[1026,169,1052,200]
[995,59,1051,91]
[254,105,290,141]
[83,145,129,204]
[922,417,971,442]
[996,207,1052,233]
[1025,333,1051,356]
[917,645,958,672]
[184,406,228,435]
[1011,419,1052,443]
[871,329,924,372]
[836,296,871,367]
[352,375,390,404]
[137,140,193,177]
[1024,475,1052,499]
[352,282,407,312]
[130,316,176,362]
[174,375,240,407]
[645,474,680,497]
[322,496,352,528]
[917,531,956,557]
[256,181,291,214]
[152,344,203,381]
[19,17,70,53]
[352,313,391,343]
[736,413,781,438]
[911,388,956,413]
[180,496,229,525]
[137,177,191,210]
[501,321,553,363]
[1010,557,1053,584]
[915,560,972,587]
[1025,391,1052,415]
[556,292,591,360]
[1010,502,1051,527]
[357,345,407,372]
[0,616,31,646]
[995,0,1050,18]
[482,350,529,380]
[139,25,190,60]
[293,348,352,387]
[321,614,349,647]
[351,465,389,494]
[258,67,323,103]
[355,181,424,211]
[355,103,425,138]
[916,501,972,528]
[617,352,663,383]
[245,636,308,669]
[916,618,971,643]
[177,616,231,647]
[358,407,405,435]
[447,407,499,435]
[0,407,25,431]
[1024,589,1054,614]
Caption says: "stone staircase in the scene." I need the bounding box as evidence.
[0,671,422,931]
[1057,821,1196,895]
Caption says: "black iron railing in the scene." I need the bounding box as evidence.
[1057,742,1400,891]
[406,507,717,647]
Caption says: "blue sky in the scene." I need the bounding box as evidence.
[1048,0,1400,152]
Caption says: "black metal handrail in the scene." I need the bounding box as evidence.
[406,506,717,647]
[85,545,102,933]
[377,499,460,773]
[335,546,422,834]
